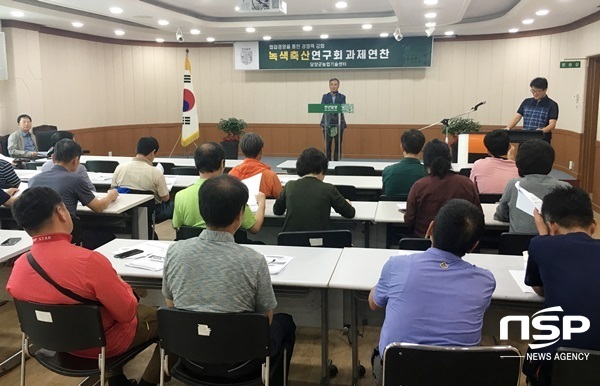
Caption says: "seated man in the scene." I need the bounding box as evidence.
[6,187,161,386]
[228,132,283,198]
[469,129,518,194]
[163,175,295,385]
[494,139,569,233]
[369,199,495,386]
[173,142,266,235]
[0,159,21,188]
[111,137,172,222]
[523,186,600,385]
[8,114,38,159]
[382,129,426,197]
[41,131,95,192]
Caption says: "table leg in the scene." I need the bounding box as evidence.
[364,221,371,248]
[320,288,330,386]
[131,207,149,240]
[0,349,23,376]
[351,290,359,386]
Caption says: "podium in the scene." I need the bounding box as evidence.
[308,103,354,160]
[456,130,545,164]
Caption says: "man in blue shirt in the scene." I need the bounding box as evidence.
[524,186,600,386]
[369,199,496,385]
[506,77,558,143]
[8,114,39,159]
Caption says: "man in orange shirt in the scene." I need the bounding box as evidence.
[228,132,283,198]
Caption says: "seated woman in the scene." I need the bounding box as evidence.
[273,147,355,232]
[404,139,481,238]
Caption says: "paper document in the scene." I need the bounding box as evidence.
[509,270,536,294]
[125,256,164,271]
[396,202,407,212]
[129,241,169,258]
[37,151,48,158]
[265,255,294,275]
[155,163,164,174]
[165,175,177,191]
[515,181,542,217]
[242,173,262,209]
[278,175,294,185]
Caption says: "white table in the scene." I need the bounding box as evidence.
[278,174,383,191]
[0,230,32,263]
[80,155,242,169]
[97,239,343,386]
[277,160,474,175]
[329,247,543,385]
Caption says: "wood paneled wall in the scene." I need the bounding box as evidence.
[594,141,600,211]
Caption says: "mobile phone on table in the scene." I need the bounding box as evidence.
[114,249,144,259]
[1,237,21,246]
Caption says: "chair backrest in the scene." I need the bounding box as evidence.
[459,168,472,177]
[157,308,270,364]
[171,166,198,176]
[153,162,175,175]
[498,232,537,255]
[85,160,120,173]
[334,185,357,201]
[334,165,376,176]
[379,194,409,201]
[383,343,521,386]
[25,161,46,170]
[13,299,105,353]
[552,347,600,386]
[398,237,431,251]
[32,125,58,152]
[176,226,204,240]
[0,134,9,155]
[278,230,352,248]
[479,193,502,204]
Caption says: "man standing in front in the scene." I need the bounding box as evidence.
[369,199,496,385]
[506,77,558,143]
[8,114,38,159]
[320,78,347,161]
[163,175,295,385]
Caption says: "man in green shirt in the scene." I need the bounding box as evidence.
[382,129,427,197]
[172,142,266,233]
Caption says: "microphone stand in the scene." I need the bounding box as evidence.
[419,103,484,144]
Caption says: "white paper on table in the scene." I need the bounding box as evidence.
[130,241,170,258]
[93,191,120,201]
[37,151,48,158]
[509,270,536,293]
[164,175,177,191]
[396,202,407,211]
[0,153,14,163]
[125,256,164,271]
[265,255,294,275]
[155,162,164,174]
[515,181,542,217]
[278,175,294,185]
[242,173,262,208]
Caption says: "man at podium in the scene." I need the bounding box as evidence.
[320,78,347,161]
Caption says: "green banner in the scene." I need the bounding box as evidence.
[258,37,432,70]
[308,104,355,113]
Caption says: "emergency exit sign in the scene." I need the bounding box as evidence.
[560,61,581,69]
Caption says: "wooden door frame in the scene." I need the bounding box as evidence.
[580,55,600,192]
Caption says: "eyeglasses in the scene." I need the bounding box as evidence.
[530,88,545,94]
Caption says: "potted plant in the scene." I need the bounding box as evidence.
[443,117,481,162]
[218,117,247,159]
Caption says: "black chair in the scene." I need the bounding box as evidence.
[498,232,537,255]
[398,237,431,251]
[335,185,357,201]
[278,230,352,248]
[552,347,600,386]
[14,299,156,386]
[24,161,46,170]
[157,308,284,386]
[459,168,472,177]
[378,194,409,201]
[0,134,9,155]
[383,343,521,386]
[334,166,376,176]
[85,160,119,173]
[171,166,198,176]
[32,125,58,152]
[176,226,203,241]
[153,162,175,175]
[479,193,502,203]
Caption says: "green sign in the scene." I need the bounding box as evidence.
[308,104,355,113]
[258,37,432,70]
[560,61,581,69]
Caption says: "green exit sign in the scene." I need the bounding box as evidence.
[560,61,581,69]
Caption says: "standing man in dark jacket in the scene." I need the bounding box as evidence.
[320,78,347,161]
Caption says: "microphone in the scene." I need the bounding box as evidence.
[472,101,486,111]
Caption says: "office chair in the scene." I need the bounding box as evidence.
[334,185,357,201]
[24,162,46,170]
[334,166,376,176]
[278,230,352,248]
[459,168,472,177]
[171,166,198,176]
[14,299,156,386]
[32,125,58,152]
[552,347,600,386]
[383,343,521,386]
[398,237,431,251]
[157,308,285,386]
[498,232,537,255]
[85,160,119,173]
[478,193,502,203]
[175,226,203,241]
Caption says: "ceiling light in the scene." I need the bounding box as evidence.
[425,12,437,19]
[522,19,534,25]
[190,29,200,35]
[509,28,519,33]
[362,24,372,30]
[71,21,83,28]
[425,22,436,27]
[335,1,348,9]
[155,38,164,43]
[206,37,215,42]
[320,34,329,39]
[114,29,125,36]
[246,27,256,33]
[303,26,313,31]
[536,9,549,16]
[424,0,438,5]
[158,20,169,26]
[444,31,454,36]
[263,36,272,41]
[380,32,389,38]
[10,10,24,17]
[234,6,240,11]
[109,7,123,14]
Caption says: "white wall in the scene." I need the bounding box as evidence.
[1,18,600,134]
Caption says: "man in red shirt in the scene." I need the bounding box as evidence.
[7,187,160,386]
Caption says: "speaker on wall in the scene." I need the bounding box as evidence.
[0,32,7,81]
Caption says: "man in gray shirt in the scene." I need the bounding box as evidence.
[41,131,95,192]
[8,114,38,159]
[495,139,569,233]
[163,175,295,385]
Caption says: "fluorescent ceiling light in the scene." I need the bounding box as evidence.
[425,22,436,27]
[263,36,272,41]
[72,21,83,28]
[155,38,164,43]
[536,10,549,16]
[320,34,329,39]
[444,31,454,36]
[206,37,215,42]
[380,32,389,37]
[158,20,169,26]
[303,26,313,31]
[10,10,24,17]
[362,24,372,30]
[522,19,534,25]
[114,29,125,36]
[425,12,437,19]
[246,27,256,33]
[424,0,438,5]
[509,28,519,33]
[335,2,348,9]
[190,29,200,35]
[109,7,123,14]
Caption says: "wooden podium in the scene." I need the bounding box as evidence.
[457,130,544,164]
